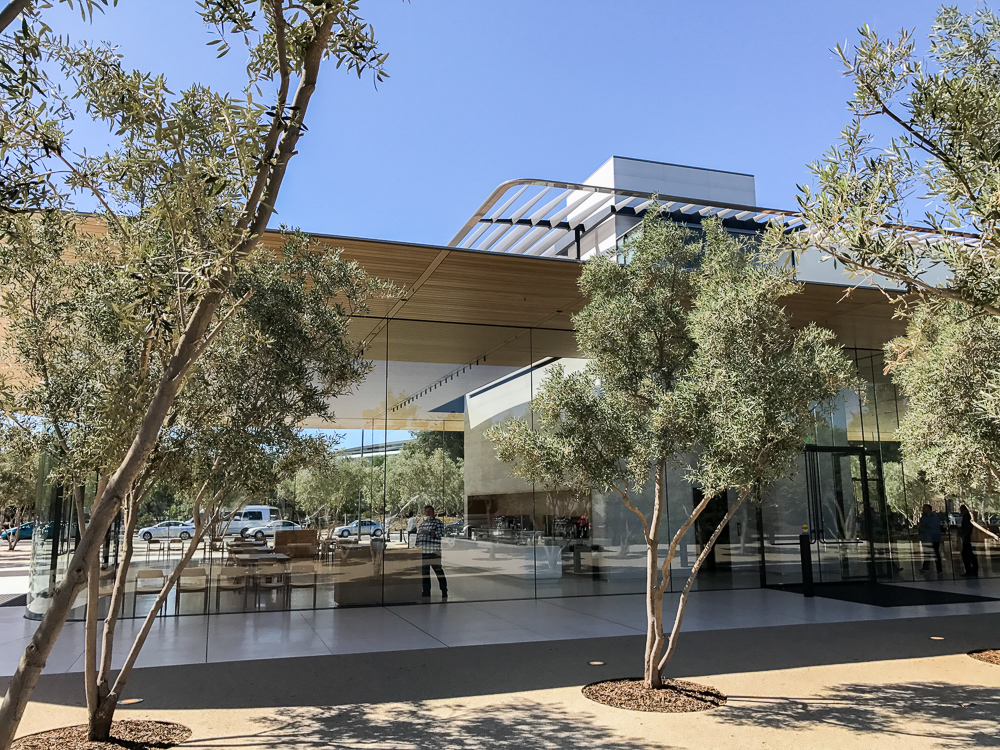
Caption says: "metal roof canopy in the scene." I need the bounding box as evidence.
[449,178,975,259]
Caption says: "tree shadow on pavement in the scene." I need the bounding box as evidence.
[191,699,675,750]
[719,681,1000,748]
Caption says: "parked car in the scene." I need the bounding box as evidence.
[138,520,196,542]
[442,519,467,537]
[333,519,384,539]
[0,522,33,541]
[242,519,302,541]
[222,506,283,538]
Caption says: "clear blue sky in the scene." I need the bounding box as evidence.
[50,0,973,246]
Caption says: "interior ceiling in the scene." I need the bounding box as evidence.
[781,282,906,351]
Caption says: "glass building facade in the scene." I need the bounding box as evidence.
[27,319,1000,621]
[21,157,1000,620]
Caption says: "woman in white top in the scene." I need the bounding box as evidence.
[406,515,418,547]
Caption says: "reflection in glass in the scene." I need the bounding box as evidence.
[26,338,1000,624]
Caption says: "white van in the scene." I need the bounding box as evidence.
[224,506,282,537]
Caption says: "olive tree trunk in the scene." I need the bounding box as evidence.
[641,471,712,688]
[0,291,220,749]
[4,506,27,551]
[88,492,222,741]
[0,14,334,746]
[639,476,749,689]
[642,460,667,689]
[85,494,138,741]
[657,489,750,674]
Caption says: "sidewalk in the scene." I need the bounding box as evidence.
[0,546,29,606]
[1,577,999,677]
[8,609,1000,749]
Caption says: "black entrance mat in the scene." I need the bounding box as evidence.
[775,582,1000,607]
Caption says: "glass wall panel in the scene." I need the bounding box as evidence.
[529,330,604,598]
[388,319,534,604]
[759,455,810,586]
[703,489,763,590]
[31,328,1000,626]
[27,459,115,620]
[663,464,701,593]
[321,322,389,609]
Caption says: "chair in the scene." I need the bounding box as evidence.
[254,563,288,610]
[174,566,209,614]
[275,529,318,559]
[190,537,207,563]
[132,568,166,617]
[210,536,225,562]
[215,565,249,612]
[97,567,127,617]
[288,560,318,608]
[167,538,184,559]
[145,539,163,563]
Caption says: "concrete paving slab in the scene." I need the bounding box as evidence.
[7,612,1000,750]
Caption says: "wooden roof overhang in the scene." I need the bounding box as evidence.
[283,230,905,352]
[2,224,904,431]
[286,232,904,431]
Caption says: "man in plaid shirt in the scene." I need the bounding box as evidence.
[416,504,448,599]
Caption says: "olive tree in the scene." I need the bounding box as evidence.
[79,236,388,739]
[489,213,854,689]
[282,453,373,527]
[385,445,464,517]
[883,459,936,527]
[0,3,388,745]
[784,6,1000,317]
[0,0,118,215]
[885,301,1000,512]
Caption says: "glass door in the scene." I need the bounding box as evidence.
[805,447,891,584]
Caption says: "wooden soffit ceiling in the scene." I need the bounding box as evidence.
[287,231,904,352]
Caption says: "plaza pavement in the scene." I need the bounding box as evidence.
[6,606,1000,749]
[3,577,1000,747]
[2,576,1000,678]
[0,547,29,606]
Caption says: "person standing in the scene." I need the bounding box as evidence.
[959,504,979,578]
[918,504,943,573]
[406,514,418,548]
[416,504,448,599]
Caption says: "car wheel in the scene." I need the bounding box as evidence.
[142,532,153,542]
[240,528,249,538]
[179,531,191,541]
[254,530,265,541]
[372,528,383,538]
[340,529,351,538]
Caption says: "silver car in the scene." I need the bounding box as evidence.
[333,519,384,539]
[242,519,302,541]
[138,520,195,542]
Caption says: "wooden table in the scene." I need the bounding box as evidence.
[227,540,267,550]
[227,542,271,564]
[231,552,290,566]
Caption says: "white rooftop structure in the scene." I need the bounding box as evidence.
[449,156,793,261]
[449,155,970,288]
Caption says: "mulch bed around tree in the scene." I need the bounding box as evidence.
[11,720,191,750]
[969,649,1000,666]
[582,678,727,713]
